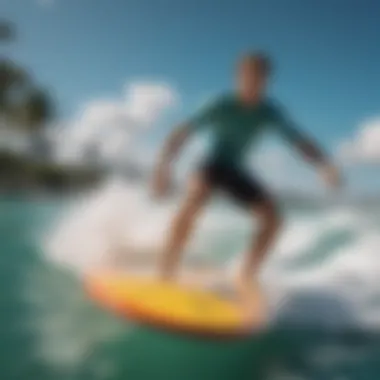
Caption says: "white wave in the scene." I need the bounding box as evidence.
[43,177,251,273]
[42,178,380,329]
[259,209,380,329]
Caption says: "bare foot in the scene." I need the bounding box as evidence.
[239,295,266,331]
[235,279,267,331]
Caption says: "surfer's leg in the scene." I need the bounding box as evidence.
[218,165,282,277]
[237,199,281,326]
[159,174,211,281]
[243,199,282,280]
[219,165,281,325]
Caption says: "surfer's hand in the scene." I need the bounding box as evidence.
[152,165,171,199]
[319,163,342,190]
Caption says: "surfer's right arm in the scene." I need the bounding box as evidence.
[152,124,191,198]
[152,97,222,198]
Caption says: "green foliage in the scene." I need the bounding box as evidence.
[0,151,103,194]
[0,58,54,132]
[0,19,15,42]
[1,20,55,132]
[0,22,102,194]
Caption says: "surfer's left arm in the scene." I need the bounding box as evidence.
[272,105,342,189]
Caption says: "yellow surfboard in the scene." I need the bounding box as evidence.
[84,271,247,338]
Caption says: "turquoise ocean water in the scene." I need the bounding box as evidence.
[1,180,380,379]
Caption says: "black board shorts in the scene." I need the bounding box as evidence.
[198,159,270,207]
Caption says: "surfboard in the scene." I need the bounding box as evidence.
[84,271,248,338]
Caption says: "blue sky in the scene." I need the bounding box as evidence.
[3,0,380,194]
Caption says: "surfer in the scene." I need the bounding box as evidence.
[152,52,341,327]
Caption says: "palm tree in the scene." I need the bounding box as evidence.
[0,22,55,157]
[1,59,54,127]
[0,59,29,121]
[0,19,15,43]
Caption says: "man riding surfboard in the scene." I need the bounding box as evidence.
[152,52,342,327]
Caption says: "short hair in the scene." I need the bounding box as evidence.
[238,52,273,76]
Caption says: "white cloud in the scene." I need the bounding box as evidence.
[126,83,177,125]
[338,118,380,165]
[49,81,178,165]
